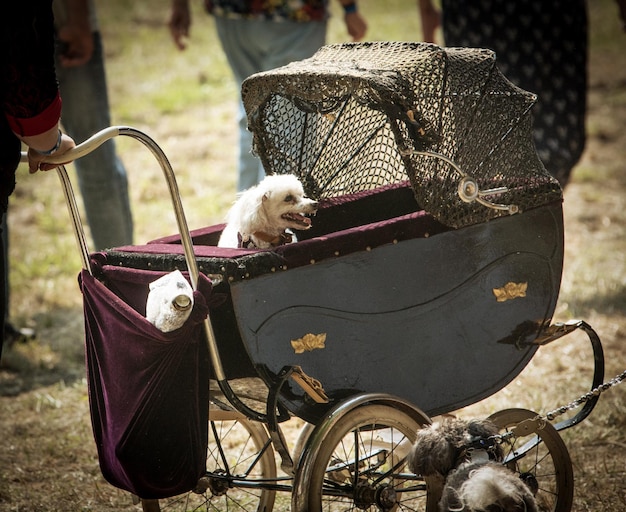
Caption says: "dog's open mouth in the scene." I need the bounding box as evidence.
[282,212,313,228]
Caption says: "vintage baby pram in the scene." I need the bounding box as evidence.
[50,42,607,512]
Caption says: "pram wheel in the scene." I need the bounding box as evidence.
[293,395,431,512]
[488,408,574,512]
[153,410,277,512]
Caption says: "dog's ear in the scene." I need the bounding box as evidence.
[407,424,457,477]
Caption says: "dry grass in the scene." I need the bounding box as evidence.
[1,0,625,510]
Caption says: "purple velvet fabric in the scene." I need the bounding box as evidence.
[274,210,448,267]
[79,264,213,499]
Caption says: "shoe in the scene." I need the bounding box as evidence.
[4,322,36,346]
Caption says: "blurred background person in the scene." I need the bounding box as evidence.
[169,0,367,191]
[418,0,590,188]
[3,0,134,343]
[53,0,134,250]
[1,1,77,357]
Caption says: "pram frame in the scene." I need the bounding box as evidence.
[37,126,606,512]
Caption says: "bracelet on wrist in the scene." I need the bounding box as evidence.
[343,2,357,14]
[34,129,62,156]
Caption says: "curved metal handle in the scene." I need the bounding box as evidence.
[20,126,124,167]
[401,148,519,214]
[20,128,127,273]
[23,126,227,381]
[22,126,200,286]
[57,164,92,273]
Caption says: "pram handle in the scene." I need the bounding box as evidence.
[20,127,126,272]
[21,126,228,381]
[20,125,120,166]
[20,127,199,281]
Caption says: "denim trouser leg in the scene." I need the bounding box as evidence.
[55,32,133,250]
[214,18,327,191]
[237,101,265,192]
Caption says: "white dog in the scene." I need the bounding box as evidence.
[218,174,318,249]
[408,418,538,512]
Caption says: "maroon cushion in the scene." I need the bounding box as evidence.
[103,183,448,278]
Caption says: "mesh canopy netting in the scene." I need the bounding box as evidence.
[242,41,562,228]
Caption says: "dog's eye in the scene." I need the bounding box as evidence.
[284,194,294,203]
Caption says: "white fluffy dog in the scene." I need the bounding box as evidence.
[407,418,538,512]
[218,174,318,249]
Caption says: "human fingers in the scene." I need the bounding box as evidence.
[57,26,94,67]
[345,13,367,41]
[29,135,76,173]
[168,10,190,50]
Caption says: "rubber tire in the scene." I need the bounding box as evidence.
[488,408,574,512]
[304,403,430,511]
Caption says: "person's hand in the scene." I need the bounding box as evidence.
[418,0,441,43]
[21,127,77,173]
[169,0,191,50]
[56,2,94,67]
[344,11,367,41]
[28,134,76,173]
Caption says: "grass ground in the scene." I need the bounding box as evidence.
[1,0,625,510]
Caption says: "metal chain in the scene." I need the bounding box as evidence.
[494,369,626,442]
[544,369,626,421]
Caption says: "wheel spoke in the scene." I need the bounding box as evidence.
[157,418,277,512]
[488,408,573,512]
[302,403,430,511]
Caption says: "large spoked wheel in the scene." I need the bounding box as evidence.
[293,421,315,465]
[299,401,431,512]
[154,411,277,512]
[488,408,574,512]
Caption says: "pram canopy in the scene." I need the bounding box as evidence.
[242,41,562,228]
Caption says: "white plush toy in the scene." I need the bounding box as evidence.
[145,270,194,332]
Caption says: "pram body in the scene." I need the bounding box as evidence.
[104,183,563,425]
[103,42,565,424]
[62,42,604,511]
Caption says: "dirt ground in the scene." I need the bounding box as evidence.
[1,4,626,511]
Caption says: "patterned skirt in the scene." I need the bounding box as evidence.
[441,0,588,186]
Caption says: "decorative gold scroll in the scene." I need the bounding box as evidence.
[291,333,327,354]
[493,282,528,302]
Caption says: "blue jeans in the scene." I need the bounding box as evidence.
[54,32,134,250]
[214,17,327,191]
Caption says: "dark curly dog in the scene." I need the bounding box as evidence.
[407,418,538,512]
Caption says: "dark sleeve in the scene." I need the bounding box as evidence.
[0,0,61,135]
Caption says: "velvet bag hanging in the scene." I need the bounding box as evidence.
[79,262,212,499]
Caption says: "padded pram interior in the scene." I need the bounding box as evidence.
[103,182,451,281]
